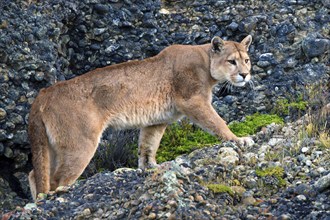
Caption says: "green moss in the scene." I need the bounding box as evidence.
[228,113,284,137]
[274,98,308,116]
[157,114,284,162]
[256,166,286,187]
[157,119,219,163]
[206,184,234,196]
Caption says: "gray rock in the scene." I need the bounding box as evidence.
[297,154,307,163]
[24,203,37,210]
[294,184,313,196]
[94,4,109,14]
[257,60,271,68]
[13,130,28,145]
[284,57,298,68]
[227,22,239,31]
[0,129,8,141]
[302,34,330,58]
[34,71,45,81]
[94,28,107,36]
[268,138,285,147]
[314,173,330,192]
[244,177,258,189]
[223,95,238,105]
[4,146,13,158]
[321,0,330,6]
[257,53,277,68]
[239,17,258,33]
[218,147,239,166]
[105,44,121,54]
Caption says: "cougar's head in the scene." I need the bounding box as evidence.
[210,35,252,87]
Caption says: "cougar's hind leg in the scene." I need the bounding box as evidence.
[28,110,51,200]
[48,109,105,190]
[28,170,37,200]
[138,124,167,169]
[50,138,99,190]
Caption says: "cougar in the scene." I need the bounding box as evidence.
[28,35,254,200]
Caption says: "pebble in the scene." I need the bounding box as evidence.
[301,147,309,153]
[258,145,271,154]
[82,208,91,216]
[24,203,37,210]
[94,4,109,14]
[147,212,157,219]
[305,160,312,166]
[0,108,7,120]
[231,186,246,196]
[280,214,291,220]
[317,167,326,174]
[242,196,256,205]
[268,138,285,147]
[296,194,307,201]
[4,147,13,158]
[218,147,239,166]
[167,200,178,207]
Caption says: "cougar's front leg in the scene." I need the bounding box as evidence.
[138,124,167,169]
[178,96,253,146]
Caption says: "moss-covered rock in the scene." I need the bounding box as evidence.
[206,184,234,196]
[256,166,286,188]
[229,113,284,137]
[157,113,285,163]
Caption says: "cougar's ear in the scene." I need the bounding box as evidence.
[211,36,224,53]
[241,35,252,51]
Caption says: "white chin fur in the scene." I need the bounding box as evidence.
[233,81,246,87]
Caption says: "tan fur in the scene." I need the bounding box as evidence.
[321,103,330,116]
[28,36,254,200]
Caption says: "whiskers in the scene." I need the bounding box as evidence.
[217,80,233,95]
[248,79,256,90]
[247,77,259,99]
[217,77,258,97]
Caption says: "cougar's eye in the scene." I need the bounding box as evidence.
[245,59,249,63]
[227,60,236,65]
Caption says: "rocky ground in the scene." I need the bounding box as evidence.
[0,0,329,219]
[3,115,330,219]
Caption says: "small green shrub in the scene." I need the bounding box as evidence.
[274,98,308,116]
[157,119,219,163]
[256,166,286,187]
[206,184,234,196]
[229,113,284,137]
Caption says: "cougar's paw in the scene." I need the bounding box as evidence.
[146,163,160,170]
[138,161,159,170]
[237,136,254,147]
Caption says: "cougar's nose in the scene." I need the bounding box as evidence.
[239,73,248,79]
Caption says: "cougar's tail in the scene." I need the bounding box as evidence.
[28,104,51,200]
